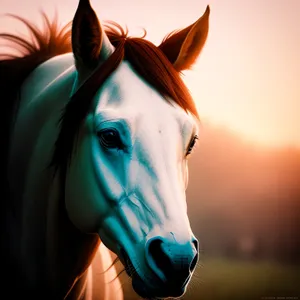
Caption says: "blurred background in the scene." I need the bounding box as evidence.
[1,0,299,299]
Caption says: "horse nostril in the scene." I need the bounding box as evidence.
[190,239,199,272]
[148,239,174,278]
[146,237,197,285]
[190,252,198,272]
[192,239,199,252]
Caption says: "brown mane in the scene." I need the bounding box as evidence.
[0,13,72,176]
[0,12,199,175]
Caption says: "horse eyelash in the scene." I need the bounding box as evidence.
[186,134,199,155]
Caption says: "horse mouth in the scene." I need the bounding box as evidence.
[120,248,135,277]
[119,248,186,299]
[119,248,152,297]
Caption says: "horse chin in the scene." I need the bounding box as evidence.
[132,274,187,299]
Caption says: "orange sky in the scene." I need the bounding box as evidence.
[0,0,299,147]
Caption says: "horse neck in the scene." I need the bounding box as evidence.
[45,169,100,298]
[6,55,100,297]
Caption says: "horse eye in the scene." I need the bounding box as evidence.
[97,128,123,149]
[186,135,198,156]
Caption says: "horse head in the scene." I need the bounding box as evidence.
[54,0,210,298]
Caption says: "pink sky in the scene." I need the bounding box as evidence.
[0,0,299,147]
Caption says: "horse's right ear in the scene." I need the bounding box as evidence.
[72,0,114,73]
[159,5,210,72]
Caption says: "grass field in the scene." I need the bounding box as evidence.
[121,257,300,300]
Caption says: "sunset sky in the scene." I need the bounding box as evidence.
[0,0,299,147]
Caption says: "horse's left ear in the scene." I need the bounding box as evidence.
[72,0,114,73]
[159,5,210,71]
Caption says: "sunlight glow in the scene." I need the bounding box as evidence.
[0,0,299,147]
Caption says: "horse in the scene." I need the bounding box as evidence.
[0,0,210,298]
